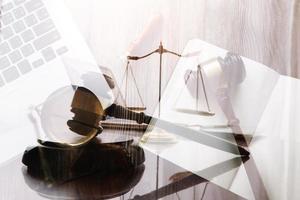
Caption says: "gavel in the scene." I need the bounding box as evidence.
[23,86,147,182]
[66,86,249,156]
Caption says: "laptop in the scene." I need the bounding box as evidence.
[0,0,103,163]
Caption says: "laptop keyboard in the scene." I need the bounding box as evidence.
[0,0,68,86]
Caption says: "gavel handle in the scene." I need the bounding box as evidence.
[104,104,249,156]
[105,104,152,125]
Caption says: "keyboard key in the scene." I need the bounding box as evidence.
[24,14,38,27]
[9,36,23,49]
[17,60,32,74]
[2,66,20,83]
[1,26,14,39]
[56,46,68,55]
[8,50,22,63]
[14,0,26,5]
[12,20,26,33]
[0,76,5,87]
[2,13,15,25]
[32,58,44,68]
[20,44,34,57]
[13,7,26,19]
[41,47,56,62]
[36,8,49,21]
[33,19,55,36]
[25,0,43,13]
[33,30,60,50]
[0,42,11,56]
[2,3,14,12]
[21,29,35,42]
[0,57,11,70]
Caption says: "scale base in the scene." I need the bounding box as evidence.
[140,128,177,144]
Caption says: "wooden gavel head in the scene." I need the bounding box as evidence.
[67,87,105,136]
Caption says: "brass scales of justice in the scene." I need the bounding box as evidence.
[102,42,214,132]
[117,41,215,117]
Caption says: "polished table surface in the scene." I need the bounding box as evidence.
[0,129,245,200]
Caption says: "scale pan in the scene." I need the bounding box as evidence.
[175,108,215,116]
